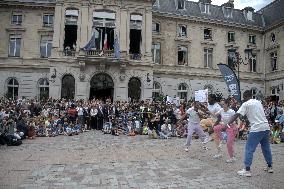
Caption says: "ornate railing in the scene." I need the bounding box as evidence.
[86,50,114,57]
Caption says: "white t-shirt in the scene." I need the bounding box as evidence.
[216,108,235,125]
[237,99,270,132]
[186,107,200,124]
[208,103,221,120]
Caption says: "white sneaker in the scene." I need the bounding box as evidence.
[213,154,222,159]
[185,147,189,152]
[226,157,237,163]
[202,136,211,144]
[264,167,274,173]
[237,169,252,177]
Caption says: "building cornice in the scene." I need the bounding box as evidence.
[0,2,55,9]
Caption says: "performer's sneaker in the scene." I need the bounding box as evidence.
[184,147,189,152]
[213,154,222,159]
[264,167,274,173]
[202,136,211,144]
[226,157,237,163]
[237,169,252,177]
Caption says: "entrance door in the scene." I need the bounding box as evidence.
[90,73,114,101]
[128,77,141,101]
[61,75,75,99]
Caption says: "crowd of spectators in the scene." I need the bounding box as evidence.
[0,95,283,146]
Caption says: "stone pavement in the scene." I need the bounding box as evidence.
[0,131,283,189]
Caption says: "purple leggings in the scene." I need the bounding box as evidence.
[185,122,206,146]
[213,124,237,158]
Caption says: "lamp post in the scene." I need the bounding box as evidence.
[227,45,253,82]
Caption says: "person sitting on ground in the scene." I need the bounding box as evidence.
[160,118,172,139]
[271,121,281,144]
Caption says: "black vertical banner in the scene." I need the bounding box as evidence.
[218,63,241,103]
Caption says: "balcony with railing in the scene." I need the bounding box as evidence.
[85,50,114,57]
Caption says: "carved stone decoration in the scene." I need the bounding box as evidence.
[119,75,126,81]
[79,61,85,71]
[79,73,86,82]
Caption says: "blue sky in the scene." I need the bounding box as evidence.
[190,0,274,11]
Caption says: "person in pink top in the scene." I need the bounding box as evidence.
[213,99,238,162]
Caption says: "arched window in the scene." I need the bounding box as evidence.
[152,81,162,99]
[61,75,75,99]
[6,78,19,100]
[38,78,49,100]
[177,83,188,101]
[128,77,141,101]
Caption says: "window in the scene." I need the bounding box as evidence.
[228,31,235,42]
[247,11,253,21]
[64,9,79,54]
[270,52,277,71]
[249,54,257,72]
[177,83,187,101]
[271,33,276,42]
[40,36,52,58]
[43,14,54,26]
[178,45,188,65]
[11,12,22,25]
[201,3,210,14]
[6,78,19,100]
[251,88,257,99]
[224,7,233,18]
[92,11,116,52]
[178,25,187,37]
[204,28,212,40]
[38,78,49,100]
[152,82,162,99]
[249,35,256,44]
[129,14,142,58]
[271,87,280,96]
[9,35,21,57]
[152,22,160,33]
[204,48,213,68]
[228,49,236,70]
[153,0,160,8]
[177,0,185,10]
[152,42,161,64]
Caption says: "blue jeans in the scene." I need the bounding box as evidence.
[244,130,272,168]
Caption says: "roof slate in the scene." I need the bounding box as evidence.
[153,0,264,29]
[257,0,284,28]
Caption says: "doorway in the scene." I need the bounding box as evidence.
[90,73,114,101]
[128,77,141,101]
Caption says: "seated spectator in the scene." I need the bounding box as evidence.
[271,121,281,144]
[160,119,172,139]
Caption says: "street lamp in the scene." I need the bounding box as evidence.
[228,45,253,81]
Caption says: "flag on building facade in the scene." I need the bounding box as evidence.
[217,63,241,103]
[99,33,108,56]
[114,34,120,60]
[82,32,96,51]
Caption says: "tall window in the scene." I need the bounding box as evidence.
[228,31,235,42]
[9,35,21,57]
[247,11,253,21]
[61,75,75,99]
[249,35,256,44]
[178,45,188,65]
[177,0,185,10]
[6,78,19,100]
[204,48,213,68]
[43,14,54,26]
[152,42,161,64]
[228,49,236,70]
[271,52,277,71]
[40,36,52,58]
[224,7,233,18]
[152,22,160,33]
[271,87,280,96]
[129,14,142,58]
[152,82,162,99]
[251,88,257,99]
[177,83,187,101]
[64,9,79,53]
[204,28,212,40]
[249,54,257,72]
[201,3,210,14]
[178,25,187,37]
[271,33,276,43]
[38,78,49,100]
[11,12,22,25]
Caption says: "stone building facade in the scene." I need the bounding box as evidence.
[0,0,283,101]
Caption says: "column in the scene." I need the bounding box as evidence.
[79,2,90,49]
[144,8,152,62]
[119,8,128,57]
[52,1,63,57]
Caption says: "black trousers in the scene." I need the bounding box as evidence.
[97,117,103,130]
[91,116,97,130]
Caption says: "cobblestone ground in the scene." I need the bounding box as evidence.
[0,131,283,189]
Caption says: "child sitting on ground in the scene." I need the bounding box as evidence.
[160,119,172,139]
[271,121,281,144]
